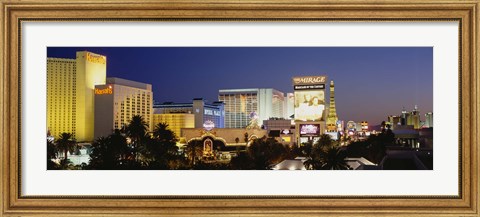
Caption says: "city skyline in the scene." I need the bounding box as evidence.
[47,47,433,125]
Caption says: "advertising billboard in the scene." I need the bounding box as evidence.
[294,90,326,121]
[299,124,320,136]
[292,76,327,121]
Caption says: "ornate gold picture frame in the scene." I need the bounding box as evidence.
[1,0,478,216]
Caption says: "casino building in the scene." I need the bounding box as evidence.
[47,51,107,142]
[218,88,286,128]
[94,77,153,139]
[292,76,339,144]
[153,99,225,129]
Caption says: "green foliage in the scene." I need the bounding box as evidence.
[246,137,288,170]
[55,132,76,161]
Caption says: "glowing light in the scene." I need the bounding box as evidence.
[203,120,215,131]
[95,87,113,95]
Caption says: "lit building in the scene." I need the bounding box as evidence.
[407,105,421,129]
[94,77,153,139]
[326,80,338,132]
[153,99,225,129]
[387,115,401,130]
[152,113,195,137]
[263,118,294,144]
[284,93,295,119]
[47,51,107,142]
[424,112,433,128]
[292,76,328,144]
[218,88,285,128]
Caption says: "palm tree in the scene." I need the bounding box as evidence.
[305,146,350,170]
[56,132,76,162]
[184,140,203,167]
[125,115,149,162]
[47,139,59,170]
[318,146,350,170]
[315,134,334,151]
[126,115,149,142]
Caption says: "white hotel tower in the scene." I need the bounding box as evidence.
[218,88,286,128]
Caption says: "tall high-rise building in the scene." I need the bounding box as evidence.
[284,93,294,119]
[326,80,338,132]
[94,77,153,139]
[407,105,421,129]
[47,51,107,142]
[47,58,77,140]
[218,88,285,128]
[425,112,433,128]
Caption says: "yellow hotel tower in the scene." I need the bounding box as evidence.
[47,51,107,142]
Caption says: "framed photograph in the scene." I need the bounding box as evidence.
[1,0,478,216]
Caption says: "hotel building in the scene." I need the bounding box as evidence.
[94,77,153,139]
[152,113,195,138]
[218,88,285,128]
[153,99,225,129]
[47,51,107,142]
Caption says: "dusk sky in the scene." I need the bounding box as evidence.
[47,47,433,125]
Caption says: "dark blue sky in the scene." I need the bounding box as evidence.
[47,47,433,125]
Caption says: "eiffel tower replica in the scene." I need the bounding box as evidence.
[326,80,338,132]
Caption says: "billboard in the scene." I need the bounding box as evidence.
[293,76,327,121]
[294,90,325,121]
[299,124,320,136]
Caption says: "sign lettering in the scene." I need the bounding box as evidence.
[87,52,106,64]
[292,76,327,85]
[95,87,113,95]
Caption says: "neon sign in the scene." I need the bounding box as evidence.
[292,76,327,85]
[95,86,113,95]
[299,124,320,136]
[203,120,215,131]
[87,52,106,64]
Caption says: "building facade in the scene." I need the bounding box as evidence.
[218,88,285,128]
[47,51,107,142]
[94,77,153,139]
[292,76,328,144]
[424,112,433,128]
[152,113,195,137]
[153,99,225,129]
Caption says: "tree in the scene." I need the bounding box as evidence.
[125,115,149,162]
[145,123,180,169]
[305,146,350,170]
[56,132,76,162]
[47,139,59,170]
[184,140,203,167]
[247,137,288,169]
[88,130,129,170]
[244,132,249,143]
[315,134,334,151]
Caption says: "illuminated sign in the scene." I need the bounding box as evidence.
[347,121,356,131]
[86,52,106,64]
[95,86,113,95]
[294,90,325,121]
[292,76,327,85]
[299,124,320,136]
[203,120,215,131]
[294,84,325,90]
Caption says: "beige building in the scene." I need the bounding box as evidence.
[181,128,268,146]
[94,77,153,139]
[219,88,285,129]
[152,113,195,138]
[47,51,107,142]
